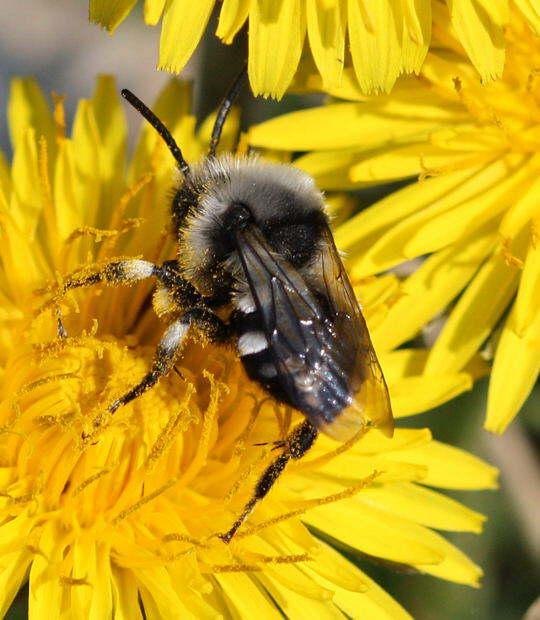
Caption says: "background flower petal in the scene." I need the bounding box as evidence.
[445,0,507,82]
[358,482,486,532]
[486,306,540,433]
[89,0,138,32]
[7,78,54,156]
[347,0,401,93]
[158,0,215,73]
[425,245,522,376]
[372,227,495,351]
[216,0,250,44]
[144,0,167,25]
[390,442,498,490]
[248,0,306,98]
[306,0,346,89]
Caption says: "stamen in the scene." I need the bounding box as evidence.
[299,471,380,508]
[165,546,198,562]
[0,490,36,505]
[145,384,196,470]
[207,553,312,573]
[225,446,271,502]
[148,227,171,264]
[453,77,504,128]
[280,406,293,439]
[0,475,44,506]
[526,68,540,94]
[51,92,67,141]
[6,372,80,433]
[65,226,120,245]
[419,153,495,182]
[209,562,261,573]
[270,403,289,440]
[531,220,539,249]
[38,137,59,257]
[33,322,105,361]
[17,372,81,396]
[232,394,270,456]
[234,471,380,539]
[111,479,177,525]
[178,371,227,485]
[36,412,77,430]
[162,533,208,547]
[99,173,153,259]
[25,544,48,561]
[290,427,368,472]
[72,466,114,497]
[501,238,525,269]
[245,552,312,565]
[59,576,91,587]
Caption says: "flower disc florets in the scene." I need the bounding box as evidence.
[0,76,497,617]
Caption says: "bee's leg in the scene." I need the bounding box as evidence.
[219,420,318,543]
[55,307,68,339]
[63,259,159,291]
[107,318,188,414]
[50,259,159,337]
[108,307,233,414]
[180,307,234,344]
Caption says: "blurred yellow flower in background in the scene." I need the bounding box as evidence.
[0,76,497,617]
[250,9,540,434]
[89,0,540,98]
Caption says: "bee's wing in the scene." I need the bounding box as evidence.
[317,225,393,439]
[235,223,393,442]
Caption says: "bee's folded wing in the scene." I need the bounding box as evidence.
[235,223,393,441]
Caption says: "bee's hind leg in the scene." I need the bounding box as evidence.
[219,420,318,543]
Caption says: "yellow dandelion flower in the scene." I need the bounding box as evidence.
[0,75,496,618]
[88,0,540,98]
[249,9,540,434]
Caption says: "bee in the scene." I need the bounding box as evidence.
[52,67,393,542]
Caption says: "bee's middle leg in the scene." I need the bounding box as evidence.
[108,306,233,414]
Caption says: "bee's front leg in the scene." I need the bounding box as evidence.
[45,259,159,338]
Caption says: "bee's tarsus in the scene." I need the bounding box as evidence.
[57,318,68,339]
[253,439,287,451]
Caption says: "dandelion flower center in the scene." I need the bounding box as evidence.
[0,75,498,617]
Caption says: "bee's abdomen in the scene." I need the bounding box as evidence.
[236,312,288,403]
[235,311,351,423]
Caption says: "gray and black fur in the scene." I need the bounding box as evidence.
[53,67,392,543]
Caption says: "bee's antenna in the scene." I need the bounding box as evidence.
[208,62,248,158]
[121,88,190,176]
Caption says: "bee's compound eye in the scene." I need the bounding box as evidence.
[227,202,253,230]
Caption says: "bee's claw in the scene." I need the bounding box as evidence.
[253,439,287,452]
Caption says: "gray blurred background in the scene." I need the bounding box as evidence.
[1,1,539,619]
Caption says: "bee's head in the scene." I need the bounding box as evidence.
[178,154,329,297]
